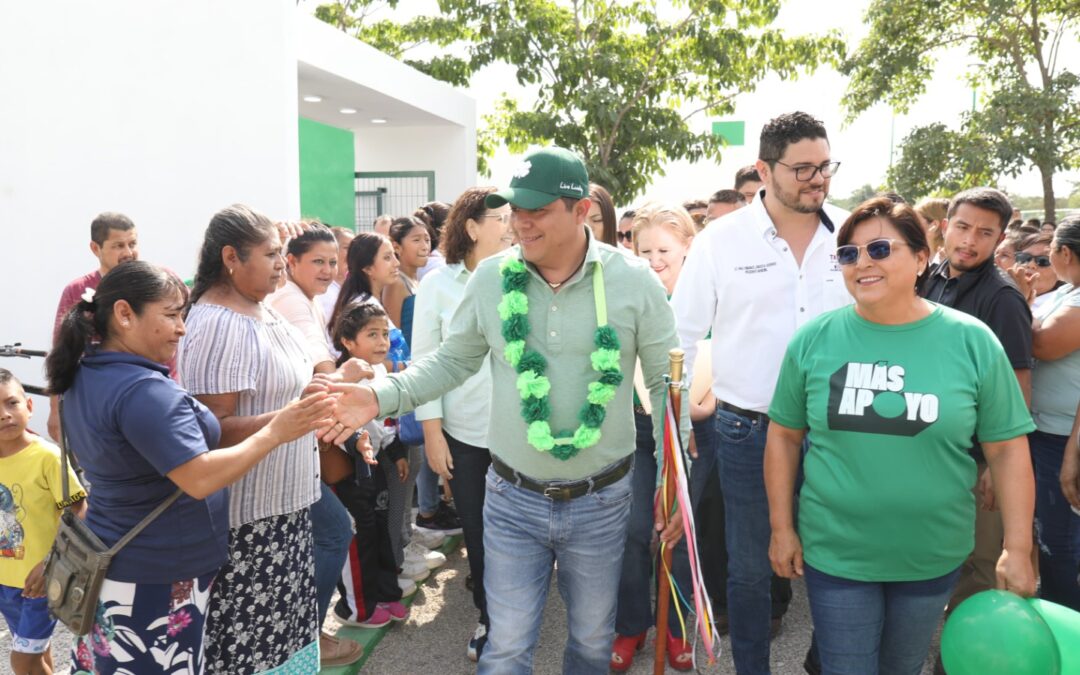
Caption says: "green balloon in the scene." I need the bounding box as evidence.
[1029,598,1080,671]
[942,590,1060,675]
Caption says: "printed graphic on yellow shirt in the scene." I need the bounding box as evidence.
[827,361,939,436]
[0,483,26,560]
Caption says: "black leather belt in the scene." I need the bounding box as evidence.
[717,400,769,425]
[490,454,632,501]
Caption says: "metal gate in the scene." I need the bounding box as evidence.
[355,171,436,231]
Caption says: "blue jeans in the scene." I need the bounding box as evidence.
[715,407,772,674]
[479,462,634,675]
[804,564,960,675]
[416,444,442,515]
[615,412,697,638]
[310,481,353,624]
[1030,429,1080,610]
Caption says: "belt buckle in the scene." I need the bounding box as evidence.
[543,485,569,500]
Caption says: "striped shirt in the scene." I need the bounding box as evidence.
[179,303,319,526]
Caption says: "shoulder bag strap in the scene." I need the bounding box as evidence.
[58,394,185,557]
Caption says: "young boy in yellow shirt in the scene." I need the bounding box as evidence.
[0,369,85,675]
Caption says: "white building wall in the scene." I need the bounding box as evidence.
[0,0,301,433]
[354,125,476,204]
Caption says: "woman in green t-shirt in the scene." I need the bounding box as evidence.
[764,197,1036,674]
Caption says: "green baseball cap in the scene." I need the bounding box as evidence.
[485,146,590,209]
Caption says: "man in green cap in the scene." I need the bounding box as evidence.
[322,146,684,673]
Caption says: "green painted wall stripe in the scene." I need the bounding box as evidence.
[299,117,356,229]
[712,120,745,146]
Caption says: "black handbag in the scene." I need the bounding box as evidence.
[42,396,183,635]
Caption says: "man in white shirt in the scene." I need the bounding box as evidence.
[671,111,850,675]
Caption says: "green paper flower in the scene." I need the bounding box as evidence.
[587,382,618,405]
[517,350,547,375]
[551,443,580,461]
[590,348,621,372]
[504,340,525,367]
[527,421,555,451]
[517,371,551,399]
[572,425,602,449]
[599,370,624,387]
[521,396,551,423]
[497,290,529,320]
[594,325,620,351]
[580,402,606,428]
[502,314,530,342]
[500,257,526,274]
[502,271,528,293]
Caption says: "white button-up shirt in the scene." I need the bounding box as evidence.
[671,192,852,413]
[411,261,493,447]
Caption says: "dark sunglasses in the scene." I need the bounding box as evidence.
[1015,252,1052,267]
[836,238,905,266]
[617,231,633,242]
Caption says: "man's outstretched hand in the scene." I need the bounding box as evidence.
[316,382,380,446]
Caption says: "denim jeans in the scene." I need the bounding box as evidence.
[1030,429,1080,610]
[310,481,353,624]
[445,432,491,626]
[804,564,960,675]
[715,407,772,674]
[479,462,634,675]
[615,413,661,636]
[416,445,442,515]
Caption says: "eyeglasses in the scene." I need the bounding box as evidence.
[1015,252,1052,267]
[836,238,906,266]
[482,212,512,225]
[617,231,633,242]
[771,160,841,182]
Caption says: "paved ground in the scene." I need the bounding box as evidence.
[4,542,941,673]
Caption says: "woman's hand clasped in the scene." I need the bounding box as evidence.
[267,392,337,445]
[316,383,380,446]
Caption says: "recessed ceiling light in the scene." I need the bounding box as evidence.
[303,95,322,103]
[340,107,357,114]
[370,118,388,124]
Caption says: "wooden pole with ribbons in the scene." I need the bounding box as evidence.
[654,348,684,675]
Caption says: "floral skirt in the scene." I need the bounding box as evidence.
[203,508,319,674]
[70,572,216,675]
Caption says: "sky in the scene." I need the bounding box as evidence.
[303,0,1079,210]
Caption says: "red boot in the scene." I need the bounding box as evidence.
[667,633,694,672]
[609,632,647,672]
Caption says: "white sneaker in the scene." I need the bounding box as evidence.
[410,526,447,550]
[400,558,431,582]
[397,576,417,597]
[405,541,447,569]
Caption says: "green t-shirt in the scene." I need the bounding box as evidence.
[769,303,1035,582]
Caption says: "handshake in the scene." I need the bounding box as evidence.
[268,357,384,458]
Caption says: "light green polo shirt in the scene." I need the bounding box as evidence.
[372,229,685,480]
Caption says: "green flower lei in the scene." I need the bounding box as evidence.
[498,256,623,460]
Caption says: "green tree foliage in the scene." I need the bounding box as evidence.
[886,123,996,200]
[843,0,1080,222]
[832,183,877,211]
[315,0,844,204]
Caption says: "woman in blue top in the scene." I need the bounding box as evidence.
[46,261,333,675]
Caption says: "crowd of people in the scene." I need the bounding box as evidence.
[2,110,1079,675]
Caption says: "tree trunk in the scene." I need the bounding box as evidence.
[1040,165,1056,224]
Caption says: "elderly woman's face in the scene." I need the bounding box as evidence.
[233,237,285,301]
[840,217,928,312]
